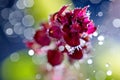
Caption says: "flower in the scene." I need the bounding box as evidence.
[26,5,96,66]
[34,30,51,46]
[47,49,64,66]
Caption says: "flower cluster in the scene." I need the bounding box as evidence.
[26,5,96,66]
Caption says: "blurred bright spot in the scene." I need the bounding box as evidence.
[93,70,96,73]
[89,0,102,4]
[22,15,34,26]
[23,28,35,40]
[98,41,104,45]
[112,18,120,28]
[58,46,65,52]
[5,28,13,35]
[93,31,98,37]
[97,35,104,41]
[106,70,112,76]
[24,0,34,8]
[98,11,103,17]
[10,53,20,62]
[87,59,93,65]
[28,49,34,56]
[105,63,110,68]
[86,78,90,80]
[16,0,26,9]
[95,71,106,80]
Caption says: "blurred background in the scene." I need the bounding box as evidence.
[0,0,120,80]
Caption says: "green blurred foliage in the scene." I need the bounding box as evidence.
[1,50,37,80]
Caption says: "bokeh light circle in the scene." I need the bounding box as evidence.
[112,18,120,28]
[22,15,34,27]
[23,28,35,40]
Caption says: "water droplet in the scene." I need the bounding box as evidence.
[112,18,120,28]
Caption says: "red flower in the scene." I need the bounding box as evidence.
[34,30,50,46]
[68,48,83,60]
[49,25,62,39]
[63,32,80,47]
[26,5,97,66]
[47,49,64,66]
